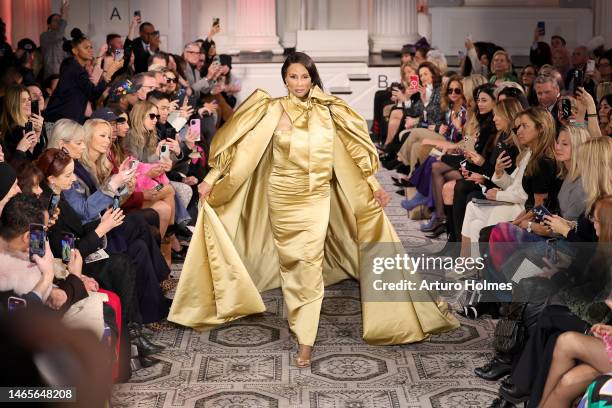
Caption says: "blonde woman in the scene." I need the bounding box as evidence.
[489,50,518,86]
[384,61,421,148]
[0,84,45,161]
[126,101,178,239]
[461,107,557,246]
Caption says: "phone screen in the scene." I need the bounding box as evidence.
[537,21,545,36]
[112,196,120,210]
[8,296,27,312]
[48,194,60,214]
[154,184,164,192]
[213,17,220,26]
[29,223,46,261]
[25,121,33,133]
[31,100,39,116]
[114,49,124,61]
[61,233,75,264]
[134,10,141,17]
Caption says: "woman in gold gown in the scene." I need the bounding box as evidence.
[168,52,459,367]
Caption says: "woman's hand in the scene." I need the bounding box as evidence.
[199,101,218,116]
[67,249,83,276]
[591,324,612,338]
[184,127,199,150]
[543,215,573,237]
[108,168,134,192]
[373,187,390,208]
[96,207,125,236]
[160,138,181,156]
[575,87,597,120]
[451,114,463,131]
[494,150,512,177]
[438,124,449,135]
[0,145,4,162]
[17,130,37,152]
[183,176,198,186]
[47,207,61,228]
[529,221,553,236]
[198,181,212,200]
[404,116,418,129]
[485,188,498,201]
[47,288,68,310]
[512,210,533,226]
[391,87,406,102]
[464,150,485,166]
[466,172,486,185]
[30,113,44,135]
[80,275,99,292]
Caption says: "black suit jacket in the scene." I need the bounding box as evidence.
[131,38,150,74]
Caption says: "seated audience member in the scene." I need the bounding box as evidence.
[132,72,157,102]
[0,193,87,313]
[489,51,518,86]
[218,54,240,108]
[403,75,468,236]
[0,85,46,161]
[13,159,44,196]
[44,29,122,125]
[106,79,139,112]
[540,296,612,407]
[461,107,557,247]
[36,148,167,363]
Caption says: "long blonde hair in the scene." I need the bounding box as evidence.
[0,85,29,136]
[48,118,84,149]
[82,119,113,184]
[557,125,590,182]
[516,107,556,177]
[127,101,158,161]
[578,137,612,213]
[492,98,523,150]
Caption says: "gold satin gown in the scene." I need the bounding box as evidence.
[268,128,332,346]
[167,86,460,346]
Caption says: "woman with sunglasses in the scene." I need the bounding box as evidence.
[399,76,467,213]
[126,101,179,244]
[35,147,168,368]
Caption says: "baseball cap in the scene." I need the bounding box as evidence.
[90,108,119,122]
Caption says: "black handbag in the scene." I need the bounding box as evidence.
[493,303,526,354]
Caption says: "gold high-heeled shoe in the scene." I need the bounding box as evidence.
[294,355,311,368]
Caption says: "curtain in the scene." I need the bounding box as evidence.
[11,0,51,47]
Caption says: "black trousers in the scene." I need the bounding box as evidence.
[84,253,142,324]
[510,305,589,407]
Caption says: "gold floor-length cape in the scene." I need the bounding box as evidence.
[168,87,459,345]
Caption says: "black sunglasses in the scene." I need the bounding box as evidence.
[447,87,462,95]
[165,76,178,84]
[148,113,160,121]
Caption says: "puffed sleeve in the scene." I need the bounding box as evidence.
[328,98,381,192]
[203,89,271,187]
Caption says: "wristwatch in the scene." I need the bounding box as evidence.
[527,221,533,233]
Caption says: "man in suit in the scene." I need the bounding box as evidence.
[182,42,222,99]
[132,22,156,74]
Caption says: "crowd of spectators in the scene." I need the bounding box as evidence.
[372,31,612,408]
[0,4,611,406]
[0,3,240,385]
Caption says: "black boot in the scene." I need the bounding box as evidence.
[444,204,456,242]
[474,353,512,381]
[128,322,165,356]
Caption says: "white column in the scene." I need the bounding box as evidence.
[369,0,420,53]
[593,0,612,48]
[228,0,283,54]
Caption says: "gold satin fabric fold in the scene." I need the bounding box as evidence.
[168,86,460,345]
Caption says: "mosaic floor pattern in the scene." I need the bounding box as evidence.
[112,167,498,408]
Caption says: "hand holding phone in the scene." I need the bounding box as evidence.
[190,118,201,141]
[537,21,545,36]
[29,223,46,262]
[159,144,170,160]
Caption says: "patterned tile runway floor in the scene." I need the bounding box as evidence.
[112,168,498,408]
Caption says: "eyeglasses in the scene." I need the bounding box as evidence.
[148,113,160,121]
[164,76,178,84]
[447,88,462,95]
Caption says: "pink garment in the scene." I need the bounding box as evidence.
[134,160,169,192]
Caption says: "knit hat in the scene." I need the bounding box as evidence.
[0,162,17,202]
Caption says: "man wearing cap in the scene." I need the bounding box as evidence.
[107,79,139,111]
[0,162,21,216]
[40,0,69,79]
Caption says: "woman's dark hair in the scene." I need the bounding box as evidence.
[474,83,496,103]
[35,148,72,178]
[498,87,529,109]
[281,52,324,90]
[62,28,87,54]
[13,159,44,194]
[530,42,552,68]
[599,94,612,110]
[417,61,442,88]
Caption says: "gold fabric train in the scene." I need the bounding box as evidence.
[168,86,460,345]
